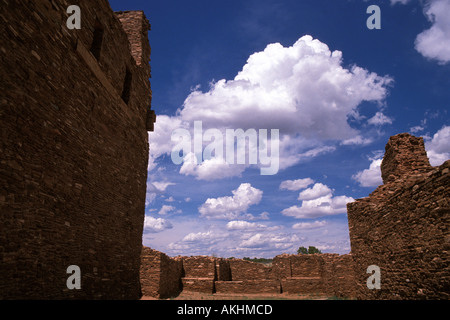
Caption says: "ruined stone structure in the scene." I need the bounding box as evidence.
[1,0,154,299]
[348,133,449,300]
[273,254,355,297]
[139,247,356,298]
[139,133,448,300]
[140,247,182,299]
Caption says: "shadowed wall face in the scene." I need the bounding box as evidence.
[0,0,153,299]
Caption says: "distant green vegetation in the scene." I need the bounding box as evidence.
[242,257,273,264]
[297,246,322,254]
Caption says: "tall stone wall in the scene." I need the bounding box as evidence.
[347,133,449,300]
[0,0,154,299]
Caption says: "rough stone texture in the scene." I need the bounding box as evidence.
[216,258,232,281]
[229,259,274,281]
[348,133,449,300]
[0,0,154,299]
[380,133,432,184]
[182,256,217,279]
[140,247,182,299]
[182,278,215,293]
[139,253,356,297]
[280,278,323,295]
[273,254,356,298]
[215,280,280,294]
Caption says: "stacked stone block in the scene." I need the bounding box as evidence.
[181,256,221,293]
[347,133,449,300]
[272,254,356,298]
[140,247,182,299]
[215,259,279,294]
[138,251,356,298]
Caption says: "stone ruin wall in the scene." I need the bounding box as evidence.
[0,0,154,299]
[347,133,449,300]
[140,247,182,299]
[140,134,449,300]
[139,247,356,298]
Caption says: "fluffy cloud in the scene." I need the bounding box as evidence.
[146,180,176,206]
[150,181,176,192]
[199,183,263,220]
[292,220,328,230]
[182,230,221,242]
[239,233,300,250]
[143,216,173,233]
[367,112,393,126]
[298,183,333,201]
[282,183,354,219]
[148,35,392,179]
[181,35,391,138]
[148,115,187,171]
[279,178,315,191]
[226,220,267,230]
[158,204,181,215]
[180,152,246,181]
[341,135,374,146]
[415,0,450,64]
[352,158,383,187]
[425,125,450,166]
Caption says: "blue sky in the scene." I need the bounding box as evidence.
[109,0,450,258]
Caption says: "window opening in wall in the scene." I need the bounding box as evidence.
[121,68,132,104]
[90,20,104,60]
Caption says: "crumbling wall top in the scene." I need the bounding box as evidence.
[380,133,432,184]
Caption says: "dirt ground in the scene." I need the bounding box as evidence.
[141,291,337,300]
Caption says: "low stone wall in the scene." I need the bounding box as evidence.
[273,254,356,298]
[215,280,280,294]
[216,258,232,281]
[182,256,217,279]
[139,249,356,298]
[140,247,182,299]
[182,278,215,293]
[228,259,273,280]
[280,277,323,295]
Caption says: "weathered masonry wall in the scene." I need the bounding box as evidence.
[347,133,449,300]
[0,0,155,299]
[139,248,356,298]
[140,247,182,299]
[273,254,356,297]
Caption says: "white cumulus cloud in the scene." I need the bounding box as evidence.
[292,220,328,230]
[143,216,173,233]
[352,158,383,187]
[282,183,354,219]
[367,112,393,126]
[199,183,263,220]
[148,35,392,179]
[279,178,315,191]
[298,183,333,201]
[425,125,450,166]
[158,205,181,215]
[226,220,267,230]
[415,0,450,64]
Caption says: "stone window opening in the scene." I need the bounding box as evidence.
[90,20,104,61]
[121,67,132,104]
